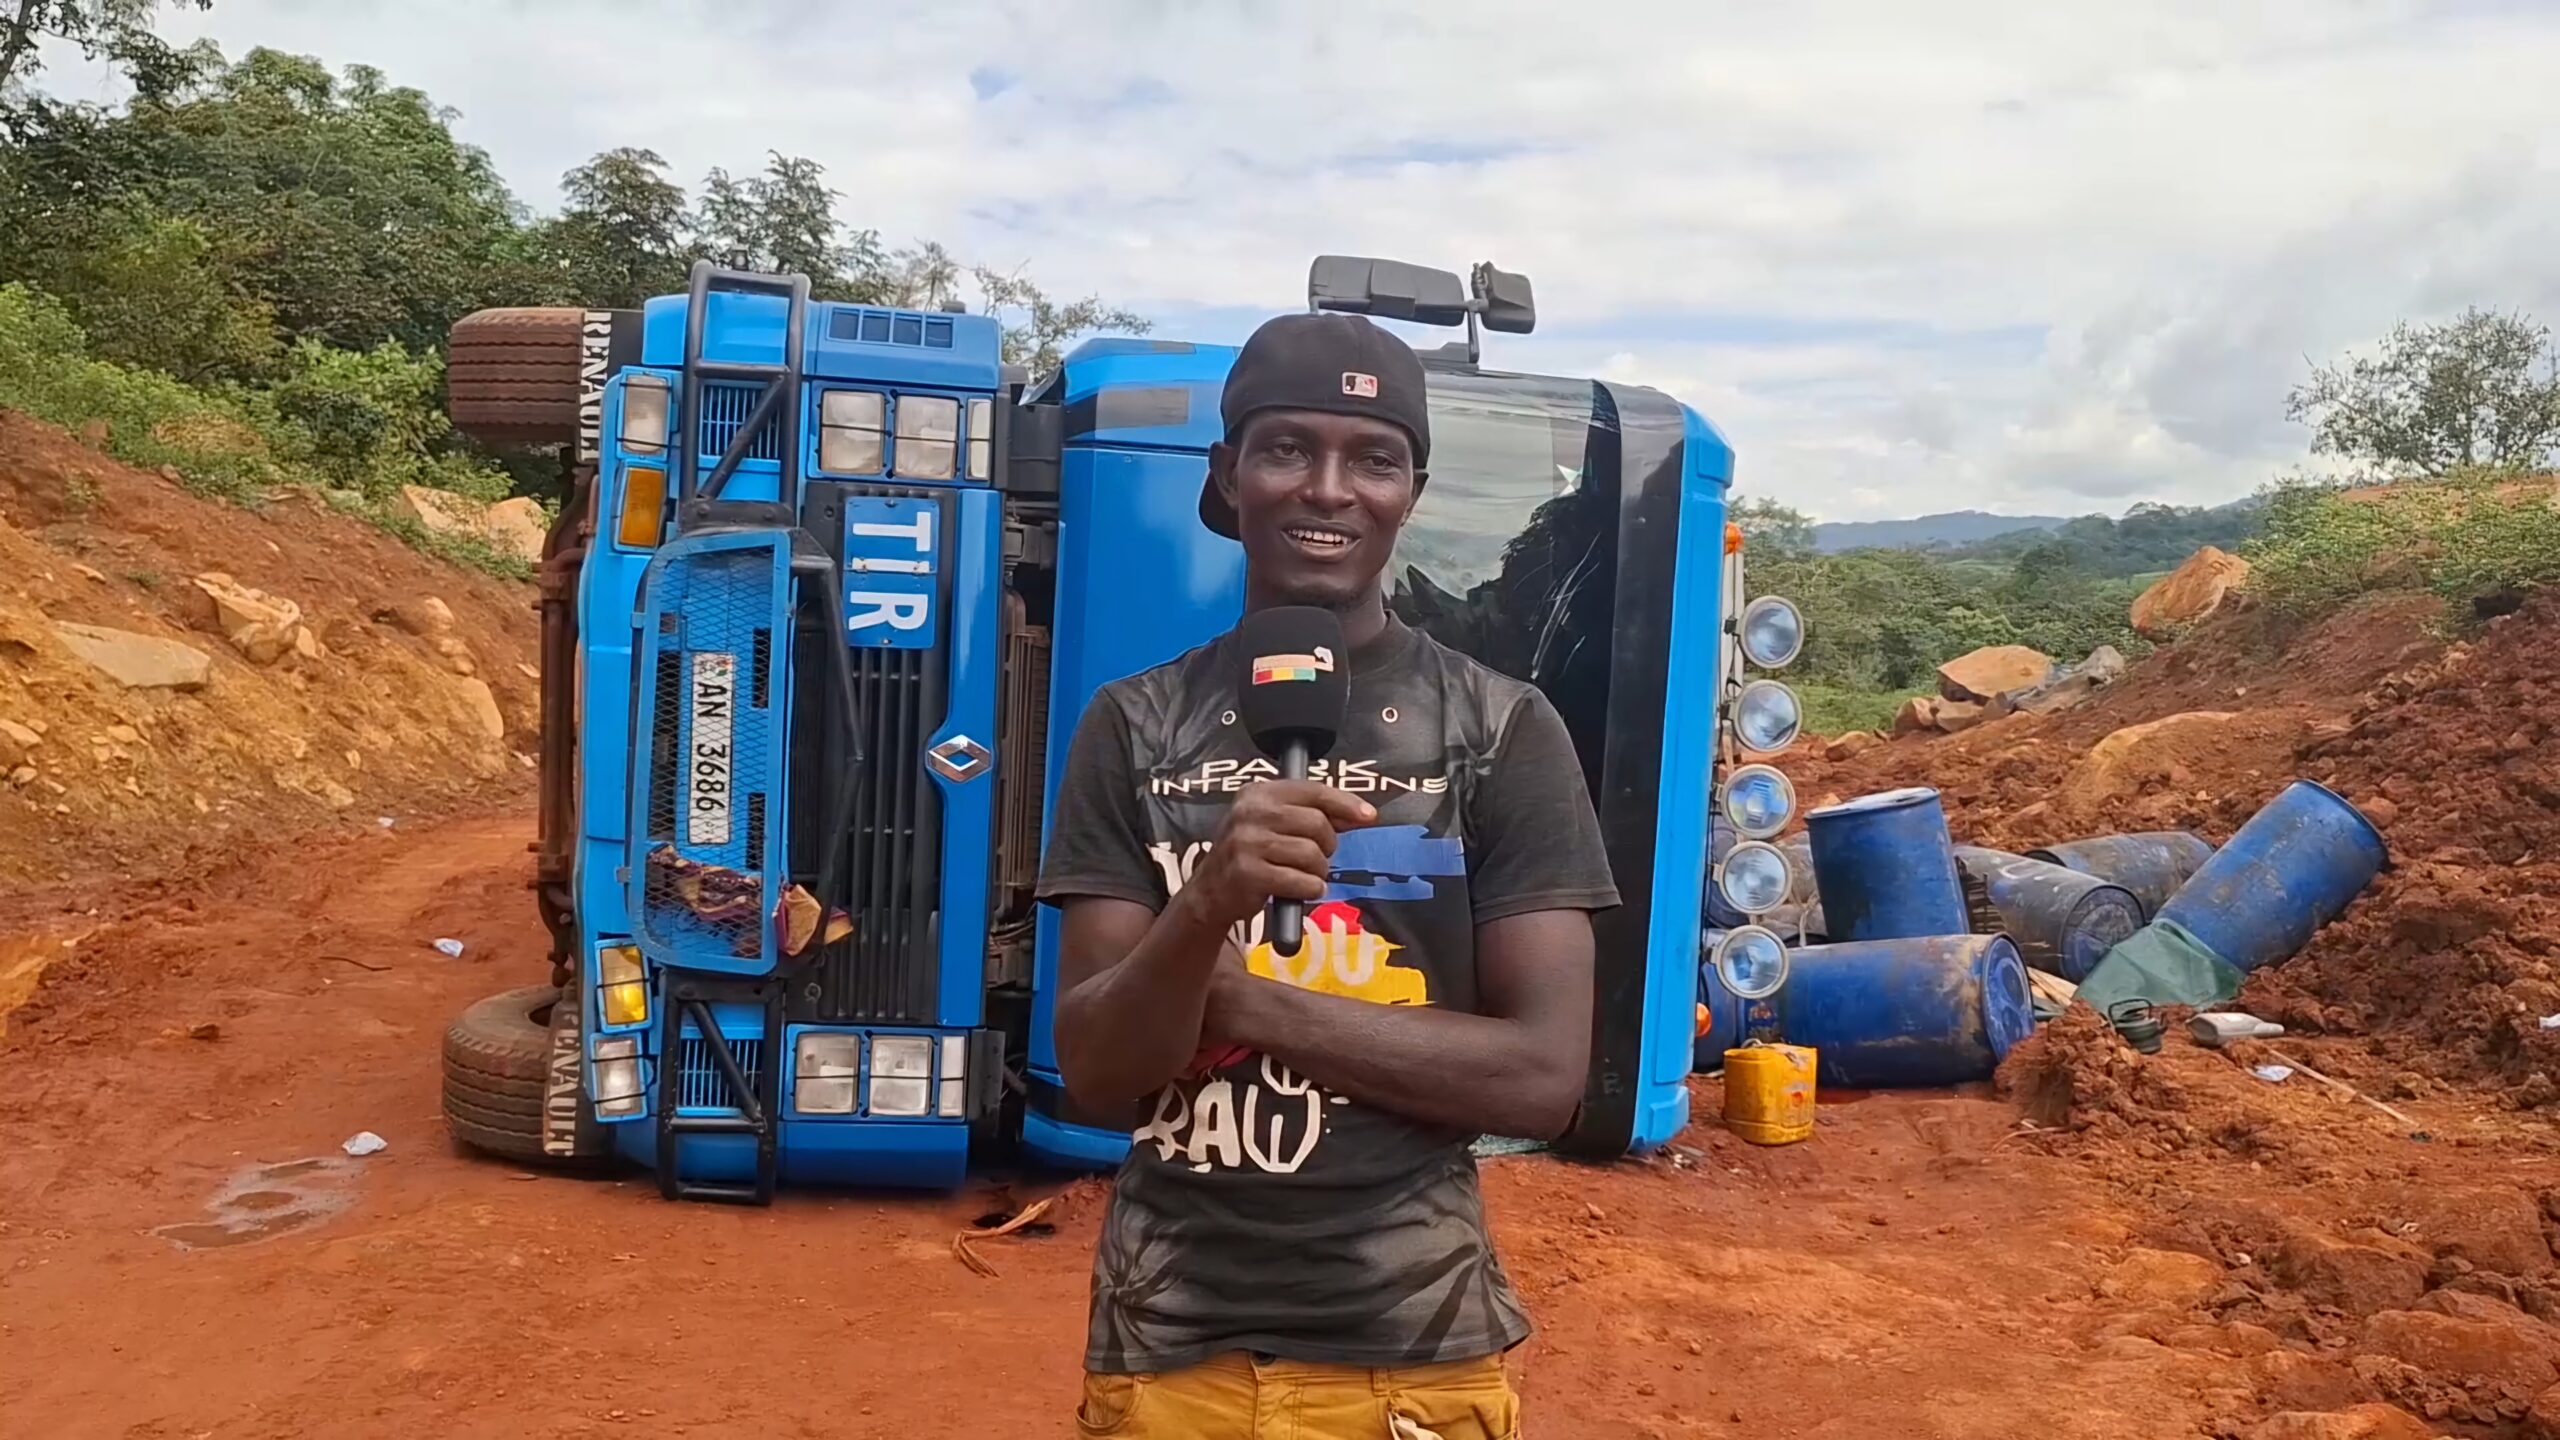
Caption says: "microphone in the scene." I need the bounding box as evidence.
[1235,606,1350,957]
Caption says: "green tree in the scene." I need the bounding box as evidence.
[2286,307,2560,478]
[689,152,889,301]
[534,147,689,309]
[0,0,208,101]
[1729,494,1816,559]
[970,262,1151,375]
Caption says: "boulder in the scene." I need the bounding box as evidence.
[2361,1308,2558,1393]
[2070,711,2239,798]
[2133,546,2251,639]
[0,718,39,765]
[1937,644,2055,703]
[2271,1230,2430,1317]
[395,484,484,539]
[1825,731,1884,761]
[482,497,549,565]
[188,574,303,666]
[2385,1184,2552,1279]
[385,596,457,638]
[53,623,213,691]
[1893,696,1942,737]
[453,676,505,740]
[2000,645,2131,717]
[1934,699,1989,733]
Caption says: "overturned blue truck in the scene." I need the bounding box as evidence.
[436,256,1810,1203]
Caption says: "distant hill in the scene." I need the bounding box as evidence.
[1810,510,2069,553]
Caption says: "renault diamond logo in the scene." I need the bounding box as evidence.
[926,735,993,784]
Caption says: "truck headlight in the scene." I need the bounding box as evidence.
[597,945,648,1028]
[794,1033,860,1115]
[820,390,886,474]
[594,1035,645,1118]
[1731,680,1802,754]
[1713,926,1790,1000]
[1721,764,1795,840]
[869,1034,933,1117]
[619,375,671,456]
[1717,840,1793,915]
[1739,596,1804,670]
[894,396,958,481]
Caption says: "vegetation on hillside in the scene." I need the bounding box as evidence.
[0,11,1145,565]
[1747,308,2560,729]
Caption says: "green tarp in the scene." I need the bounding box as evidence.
[2071,916,2248,1017]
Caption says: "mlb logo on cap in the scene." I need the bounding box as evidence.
[1341,371,1379,398]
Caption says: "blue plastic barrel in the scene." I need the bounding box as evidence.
[1774,933,2037,1088]
[2155,780,2387,974]
[1954,846,2145,983]
[1804,788,1969,942]
[2025,831,2216,920]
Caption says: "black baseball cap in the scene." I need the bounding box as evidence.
[1199,311,1431,540]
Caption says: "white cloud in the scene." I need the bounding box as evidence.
[37,0,2560,521]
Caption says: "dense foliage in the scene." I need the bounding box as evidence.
[0,19,1147,558]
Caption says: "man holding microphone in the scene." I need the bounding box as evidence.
[1037,311,1618,1438]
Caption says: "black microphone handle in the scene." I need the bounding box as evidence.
[1266,737,1311,955]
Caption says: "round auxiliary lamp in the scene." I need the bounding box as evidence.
[1706,556,1807,1014]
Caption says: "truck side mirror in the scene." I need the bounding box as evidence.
[1307,255,1472,328]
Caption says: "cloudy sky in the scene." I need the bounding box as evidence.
[42,0,2560,522]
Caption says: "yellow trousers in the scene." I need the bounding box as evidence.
[1075,1351,1521,1439]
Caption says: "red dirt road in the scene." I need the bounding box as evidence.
[0,809,2512,1439]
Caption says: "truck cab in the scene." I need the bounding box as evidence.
[448,256,1801,1203]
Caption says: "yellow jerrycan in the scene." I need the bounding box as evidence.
[1721,1042,1817,1146]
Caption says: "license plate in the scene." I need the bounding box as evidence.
[687,651,736,846]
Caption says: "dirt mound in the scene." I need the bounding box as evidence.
[2238,592,2560,1101]
[0,408,540,918]
[1784,591,2447,855]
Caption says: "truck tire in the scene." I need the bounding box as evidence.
[447,307,585,446]
[442,983,606,1167]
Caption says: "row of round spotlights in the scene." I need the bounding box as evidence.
[1711,594,1805,1003]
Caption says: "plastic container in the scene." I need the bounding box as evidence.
[1775,933,2037,1088]
[2156,780,2387,974]
[1804,787,1969,942]
[1953,846,2146,983]
[1722,1043,1817,1145]
[2024,831,2217,920]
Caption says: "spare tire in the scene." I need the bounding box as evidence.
[447,307,586,446]
[442,982,607,1166]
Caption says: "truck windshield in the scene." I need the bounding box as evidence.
[1390,370,1618,787]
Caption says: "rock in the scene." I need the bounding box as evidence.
[434,635,478,677]
[53,623,214,691]
[2388,1185,2553,1278]
[1937,644,2056,703]
[2098,1248,2226,1308]
[2250,1351,2380,1412]
[454,677,505,740]
[1933,699,1989,733]
[188,574,303,666]
[2000,645,2130,717]
[2071,711,2240,798]
[2419,1290,2538,1327]
[395,484,485,539]
[2272,1231,2430,1317]
[317,779,356,809]
[2242,1405,2437,1440]
[2361,1308,2558,1394]
[1893,696,1942,736]
[2527,1381,2560,1440]
[0,718,39,763]
[292,626,324,661]
[7,765,34,789]
[2133,546,2252,639]
[105,724,141,746]
[2359,796,2400,828]
[482,497,549,564]
[387,596,457,638]
[1826,731,1884,761]
[71,563,107,583]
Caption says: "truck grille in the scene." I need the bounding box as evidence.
[805,482,947,1026]
[699,381,784,464]
[677,1033,765,1112]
